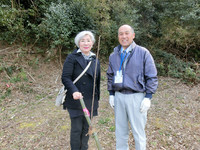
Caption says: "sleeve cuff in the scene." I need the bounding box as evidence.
[109,90,115,96]
[145,93,152,99]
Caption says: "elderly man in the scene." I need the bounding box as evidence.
[107,24,158,150]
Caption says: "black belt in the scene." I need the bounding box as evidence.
[118,89,138,94]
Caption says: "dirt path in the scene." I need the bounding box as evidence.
[0,54,200,150]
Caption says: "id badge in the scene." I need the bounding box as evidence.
[114,71,123,83]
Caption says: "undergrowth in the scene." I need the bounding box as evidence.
[154,49,200,84]
[0,46,199,105]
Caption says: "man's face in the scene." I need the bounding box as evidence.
[118,25,135,49]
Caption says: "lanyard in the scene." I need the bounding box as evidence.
[119,47,130,71]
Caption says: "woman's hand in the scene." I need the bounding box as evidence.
[72,92,83,100]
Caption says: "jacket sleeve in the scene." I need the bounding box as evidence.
[106,56,115,95]
[97,60,101,100]
[61,55,79,95]
[144,51,158,95]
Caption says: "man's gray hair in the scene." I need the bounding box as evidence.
[130,26,134,33]
[74,31,95,48]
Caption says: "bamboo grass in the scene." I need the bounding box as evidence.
[79,98,102,150]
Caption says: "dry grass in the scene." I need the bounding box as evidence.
[0,53,200,150]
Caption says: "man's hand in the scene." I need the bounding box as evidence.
[109,95,115,109]
[140,98,151,113]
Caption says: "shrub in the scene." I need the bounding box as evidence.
[38,2,73,53]
[159,1,200,61]
[37,1,96,55]
[154,49,200,83]
[0,4,37,44]
[0,6,24,43]
[183,67,199,84]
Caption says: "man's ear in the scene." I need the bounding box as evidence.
[132,33,135,39]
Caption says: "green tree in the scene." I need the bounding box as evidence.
[159,0,200,61]
[37,1,97,65]
[38,2,73,65]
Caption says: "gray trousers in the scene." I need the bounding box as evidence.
[114,92,147,150]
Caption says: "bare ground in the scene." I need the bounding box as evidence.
[0,51,200,150]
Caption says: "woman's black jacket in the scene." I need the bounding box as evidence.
[61,49,101,114]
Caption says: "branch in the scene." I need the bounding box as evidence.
[26,71,36,82]
[0,47,14,53]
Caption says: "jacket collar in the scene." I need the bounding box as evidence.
[77,49,96,58]
[74,49,96,78]
[114,41,137,54]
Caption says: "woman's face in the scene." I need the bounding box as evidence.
[79,34,93,56]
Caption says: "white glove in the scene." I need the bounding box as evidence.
[140,98,151,113]
[109,95,115,109]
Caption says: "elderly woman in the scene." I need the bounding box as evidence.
[61,31,101,150]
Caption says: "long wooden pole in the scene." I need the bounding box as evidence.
[79,98,102,150]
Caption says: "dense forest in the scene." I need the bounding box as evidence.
[0,0,200,82]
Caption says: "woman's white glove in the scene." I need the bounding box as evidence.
[109,95,115,109]
[140,98,151,113]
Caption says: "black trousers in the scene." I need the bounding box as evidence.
[70,115,89,150]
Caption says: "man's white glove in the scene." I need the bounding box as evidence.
[109,95,115,109]
[140,98,151,113]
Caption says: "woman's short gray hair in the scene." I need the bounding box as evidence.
[74,31,95,48]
